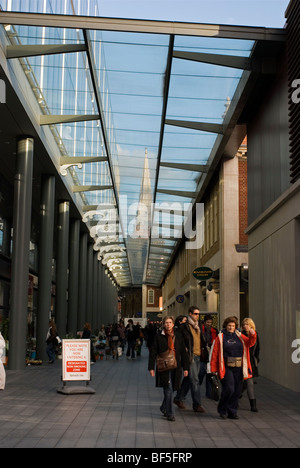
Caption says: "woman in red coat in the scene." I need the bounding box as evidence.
[209,316,256,419]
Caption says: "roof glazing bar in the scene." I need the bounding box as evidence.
[60,156,108,164]
[7,43,86,59]
[157,189,196,198]
[173,51,252,70]
[160,161,209,172]
[40,114,99,125]
[0,12,286,41]
[165,119,224,134]
[72,185,113,193]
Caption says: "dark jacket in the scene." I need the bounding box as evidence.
[126,324,139,341]
[148,329,189,391]
[179,322,207,363]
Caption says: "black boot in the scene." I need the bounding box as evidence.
[250,399,258,412]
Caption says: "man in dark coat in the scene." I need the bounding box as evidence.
[174,306,207,413]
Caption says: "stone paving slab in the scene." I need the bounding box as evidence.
[0,350,299,449]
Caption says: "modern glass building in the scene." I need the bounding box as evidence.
[0,1,299,392]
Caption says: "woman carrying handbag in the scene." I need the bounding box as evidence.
[148,316,189,421]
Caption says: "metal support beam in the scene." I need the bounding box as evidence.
[7,43,86,59]
[60,156,107,165]
[72,184,113,193]
[160,161,209,172]
[82,204,116,212]
[165,119,224,134]
[157,188,196,198]
[173,51,279,74]
[0,11,286,42]
[40,114,100,125]
[173,51,252,70]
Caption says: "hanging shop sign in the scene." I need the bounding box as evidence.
[193,266,214,281]
[62,339,90,382]
[176,295,184,303]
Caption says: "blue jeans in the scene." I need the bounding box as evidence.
[46,342,56,362]
[188,355,206,409]
[161,371,175,417]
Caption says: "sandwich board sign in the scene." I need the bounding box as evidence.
[62,339,90,381]
[58,339,95,394]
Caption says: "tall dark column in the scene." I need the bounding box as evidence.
[9,138,34,370]
[86,242,93,325]
[36,175,55,361]
[68,219,80,337]
[77,232,88,331]
[55,201,69,337]
[97,261,103,330]
[92,251,98,330]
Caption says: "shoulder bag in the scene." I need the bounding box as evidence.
[156,349,177,372]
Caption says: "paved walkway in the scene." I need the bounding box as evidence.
[0,348,300,449]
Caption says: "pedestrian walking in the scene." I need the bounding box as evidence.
[241,317,260,412]
[174,306,206,413]
[46,320,59,363]
[210,316,256,419]
[148,316,189,421]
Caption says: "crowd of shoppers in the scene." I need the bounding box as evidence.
[148,308,259,422]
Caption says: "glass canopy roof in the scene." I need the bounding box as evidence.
[1,3,279,287]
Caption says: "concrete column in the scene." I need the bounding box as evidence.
[68,219,80,337]
[220,157,247,324]
[55,201,69,337]
[92,251,98,331]
[36,175,55,361]
[86,242,94,325]
[9,138,34,370]
[77,232,88,331]
[97,260,102,329]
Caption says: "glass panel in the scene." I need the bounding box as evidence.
[1,9,257,285]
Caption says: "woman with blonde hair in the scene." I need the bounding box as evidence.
[242,318,260,412]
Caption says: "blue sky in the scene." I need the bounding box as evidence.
[97,0,290,28]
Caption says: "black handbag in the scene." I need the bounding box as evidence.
[156,349,177,372]
[210,373,221,401]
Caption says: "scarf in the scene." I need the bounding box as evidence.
[164,328,175,351]
[188,316,200,333]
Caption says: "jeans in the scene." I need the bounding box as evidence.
[160,371,175,417]
[177,355,206,408]
[126,339,136,358]
[46,342,56,362]
[218,367,243,416]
